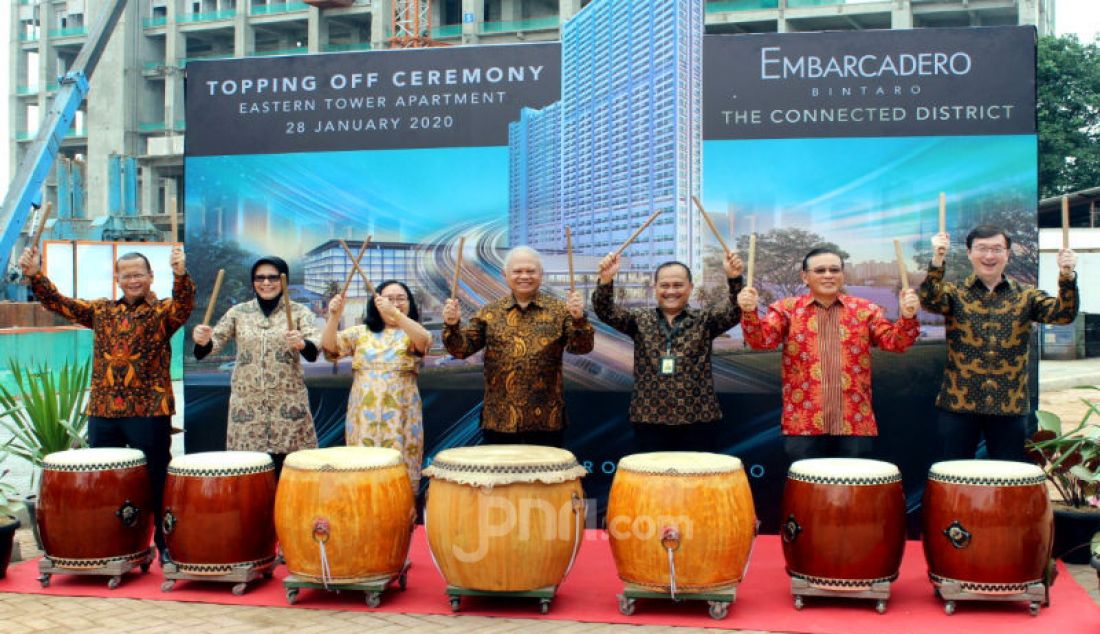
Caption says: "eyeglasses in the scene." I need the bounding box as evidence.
[809,266,843,275]
[253,274,281,283]
[972,247,1008,256]
[381,295,409,304]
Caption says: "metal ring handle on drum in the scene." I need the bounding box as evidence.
[115,499,141,528]
[162,509,177,535]
[312,518,331,544]
[662,525,681,600]
[563,492,587,579]
[782,514,802,544]
[943,520,971,549]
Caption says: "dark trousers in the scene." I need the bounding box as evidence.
[632,421,719,454]
[783,435,873,462]
[89,415,172,555]
[482,428,565,448]
[937,409,1028,462]
[270,453,286,481]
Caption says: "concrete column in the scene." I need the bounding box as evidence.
[462,0,483,45]
[372,0,393,49]
[558,0,581,22]
[308,7,326,53]
[141,164,157,223]
[234,2,254,56]
[501,0,518,22]
[891,0,913,29]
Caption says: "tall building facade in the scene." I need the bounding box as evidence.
[508,103,561,249]
[8,1,1053,236]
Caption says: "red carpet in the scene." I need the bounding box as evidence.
[2,529,1097,633]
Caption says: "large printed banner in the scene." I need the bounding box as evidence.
[183,20,1037,530]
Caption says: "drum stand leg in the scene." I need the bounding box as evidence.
[444,585,558,614]
[160,556,278,595]
[282,561,411,607]
[37,547,155,589]
[933,579,1047,616]
[617,583,737,620]
[790,577,892,614]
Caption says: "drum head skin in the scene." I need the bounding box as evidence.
[928,459,1045,486]
[168,451,274,476]
[42,447,146,471]
[617,451,743,475]
[423,445,587,486]
[788,458,901,485]
[285,447,402,471]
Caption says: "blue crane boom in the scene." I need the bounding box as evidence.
[0,0,129,287]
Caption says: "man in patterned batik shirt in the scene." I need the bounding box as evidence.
[919,225,1078,462]
[442,246,594,448]
[20,244,195,563]
[738,248,921,461]
[592,251,744,453]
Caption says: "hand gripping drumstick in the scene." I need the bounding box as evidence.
[451,236,466,300]
[30,202,53,246]
[613,210,662,257]
[201,269,224,326]
[691,195,731,254]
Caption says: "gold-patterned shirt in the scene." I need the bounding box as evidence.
[29,271,195,417]
[918,263,1078,415]
[443,291,595,433]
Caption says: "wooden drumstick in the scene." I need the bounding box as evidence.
[938,192,946,235]
[338,238,374,295]
[281,274,294,330]
[201,268,224,326]
[746,234,756,288]
[30,201,53,246]
[339,236,371,296]
[1062,196,1070,250]
[691,195,731,254]
[169,196,178,242]
[893,239,909,291]
[451,236,465,300]
[565,226,575,293]
[613,209,661,257]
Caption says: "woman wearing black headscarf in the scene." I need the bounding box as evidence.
[192,256,319,475]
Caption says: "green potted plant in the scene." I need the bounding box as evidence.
[1028,386,1100,564]
[0,358,91,548]
[0,466,25,579]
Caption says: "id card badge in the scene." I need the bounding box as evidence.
[660,355,676,376]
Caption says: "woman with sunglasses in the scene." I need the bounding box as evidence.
[192,256,320,476]
[321,281,430,492]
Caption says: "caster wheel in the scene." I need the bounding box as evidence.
[232,583,247,596]
[876,600,887,614]
[944,600,956,616]
[1029,602,1040,617]
[38,575,51,588]
[161,580,175,593]
[108,576,122,590]
[934,587,942,599]
[539,598,551,614]
[617,595,636,616]
[793,595,804,610]
[450,597,461,612]
[398,573,407,591]
[286,588,299,605]
[366,592,381,608]
[708,601,730,620]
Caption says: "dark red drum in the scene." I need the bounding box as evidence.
[781,458,906,589]
[922,460,1053,592]
[37,448,153,566]
[162,451,277,573]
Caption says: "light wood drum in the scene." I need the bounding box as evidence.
[37,448,153,567]
[422,445,587,592]
[607,452,756,592]
[275,447,415,584]
[162,451,277,574]
[922,460,1053,593]
[781,458,906,590]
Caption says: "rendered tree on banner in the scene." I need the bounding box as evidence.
[735,229,848,306]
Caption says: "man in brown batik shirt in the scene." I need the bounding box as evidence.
[442,246,594,448]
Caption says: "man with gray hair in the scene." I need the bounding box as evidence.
[443,246,594,447]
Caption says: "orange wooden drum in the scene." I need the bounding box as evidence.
[37,448,153,567]
[275,447,415,584]
[781,458,906,589]
[922,460,1053,593]
[162,451,277,573]
[607,452,756,592]
[423,445,587,592]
